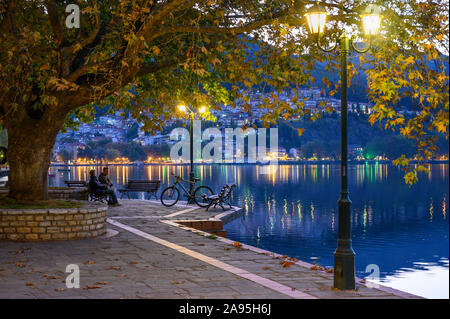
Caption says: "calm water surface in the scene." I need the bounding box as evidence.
[49,163,449,298]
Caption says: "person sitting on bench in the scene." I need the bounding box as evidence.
[89,170,120,206]
[99,167,118,194]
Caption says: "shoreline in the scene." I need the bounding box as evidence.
[49,160,449,167]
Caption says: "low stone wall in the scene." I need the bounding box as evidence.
[0,187,89,200]
[0,201,107,241]
[176,220,227,238]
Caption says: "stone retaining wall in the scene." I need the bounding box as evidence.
[0,201,107,241]
[176,220,227,238]
[0,187,89,200]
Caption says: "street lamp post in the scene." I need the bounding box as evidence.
[177,103,208,202]
[189,113,194,198]
[305,3,382,290]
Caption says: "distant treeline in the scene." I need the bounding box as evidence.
[276,113,448,160]
[59,140,170,162]
[57,112,448,162]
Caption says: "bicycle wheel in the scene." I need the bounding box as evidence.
[193,186,214,207]
[160,186,180,207]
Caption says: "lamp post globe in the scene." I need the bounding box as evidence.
[361,4,382,36]
[305,3,327,35]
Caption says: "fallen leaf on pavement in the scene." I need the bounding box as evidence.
[85,261,96,265]
[130,261,138,265]
[262,266,270,270]
[95,281,108,285]
[16,263,25,268]
[232,241,242,249]
[310,265,324,271]
[281,261,294,268]
[44,274,58,279]
[108,266,121,270]
[83,285,101,290]
[115,274,126,278]
[25,282,35,286]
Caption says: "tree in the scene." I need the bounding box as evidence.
[0,1,448,200]
[126,122,139,141]
[125,142,146,162]
[105,148,121,162]
[58,149,73,163]
[144,144,171,158]
[0,128,7,147]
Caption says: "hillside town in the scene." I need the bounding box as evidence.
[53,88,427,164]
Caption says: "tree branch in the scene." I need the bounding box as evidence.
[63,5,101,56]
[45,0,64,45]
[0,0,16,35]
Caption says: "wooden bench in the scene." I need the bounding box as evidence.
[64,180,87,188]
[87,183,108,203]
[205,184,236,211]
[118,180,161,199]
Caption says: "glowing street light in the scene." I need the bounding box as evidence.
[304,3,327,35]
[198,105,207,114]
[175,102,209,200]
[305,3,382,290]
[362,4,382,36]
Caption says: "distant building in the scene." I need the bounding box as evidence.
[348,145,364,160]
[289,148,300,159]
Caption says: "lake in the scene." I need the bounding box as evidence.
[49,163,449,298]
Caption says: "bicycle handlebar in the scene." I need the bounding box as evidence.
[171,174,196,184]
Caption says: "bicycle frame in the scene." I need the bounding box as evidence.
[171,175,195,200]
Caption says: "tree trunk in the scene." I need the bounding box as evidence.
[5,109,66,201]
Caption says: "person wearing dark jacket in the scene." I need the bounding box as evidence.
[89,170,119,206]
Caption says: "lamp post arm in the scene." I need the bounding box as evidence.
[316,33,338,53]
[350,35,372,54]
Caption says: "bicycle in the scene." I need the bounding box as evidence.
[160,173,213,207]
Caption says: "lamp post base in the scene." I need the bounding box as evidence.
[334,244,356,290]
[333,195,356,290]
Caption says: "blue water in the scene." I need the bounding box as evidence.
[49,163,449,298]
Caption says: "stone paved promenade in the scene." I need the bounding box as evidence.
[0,200,422,299]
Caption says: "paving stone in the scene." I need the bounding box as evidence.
[0,200,415,299]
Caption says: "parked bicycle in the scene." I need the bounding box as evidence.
[160,173,213,207]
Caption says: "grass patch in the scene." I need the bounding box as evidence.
[0,198,85,209]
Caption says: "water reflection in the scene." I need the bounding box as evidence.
[49,163,449,298]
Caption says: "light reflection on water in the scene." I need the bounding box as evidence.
[49,163,449,298]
